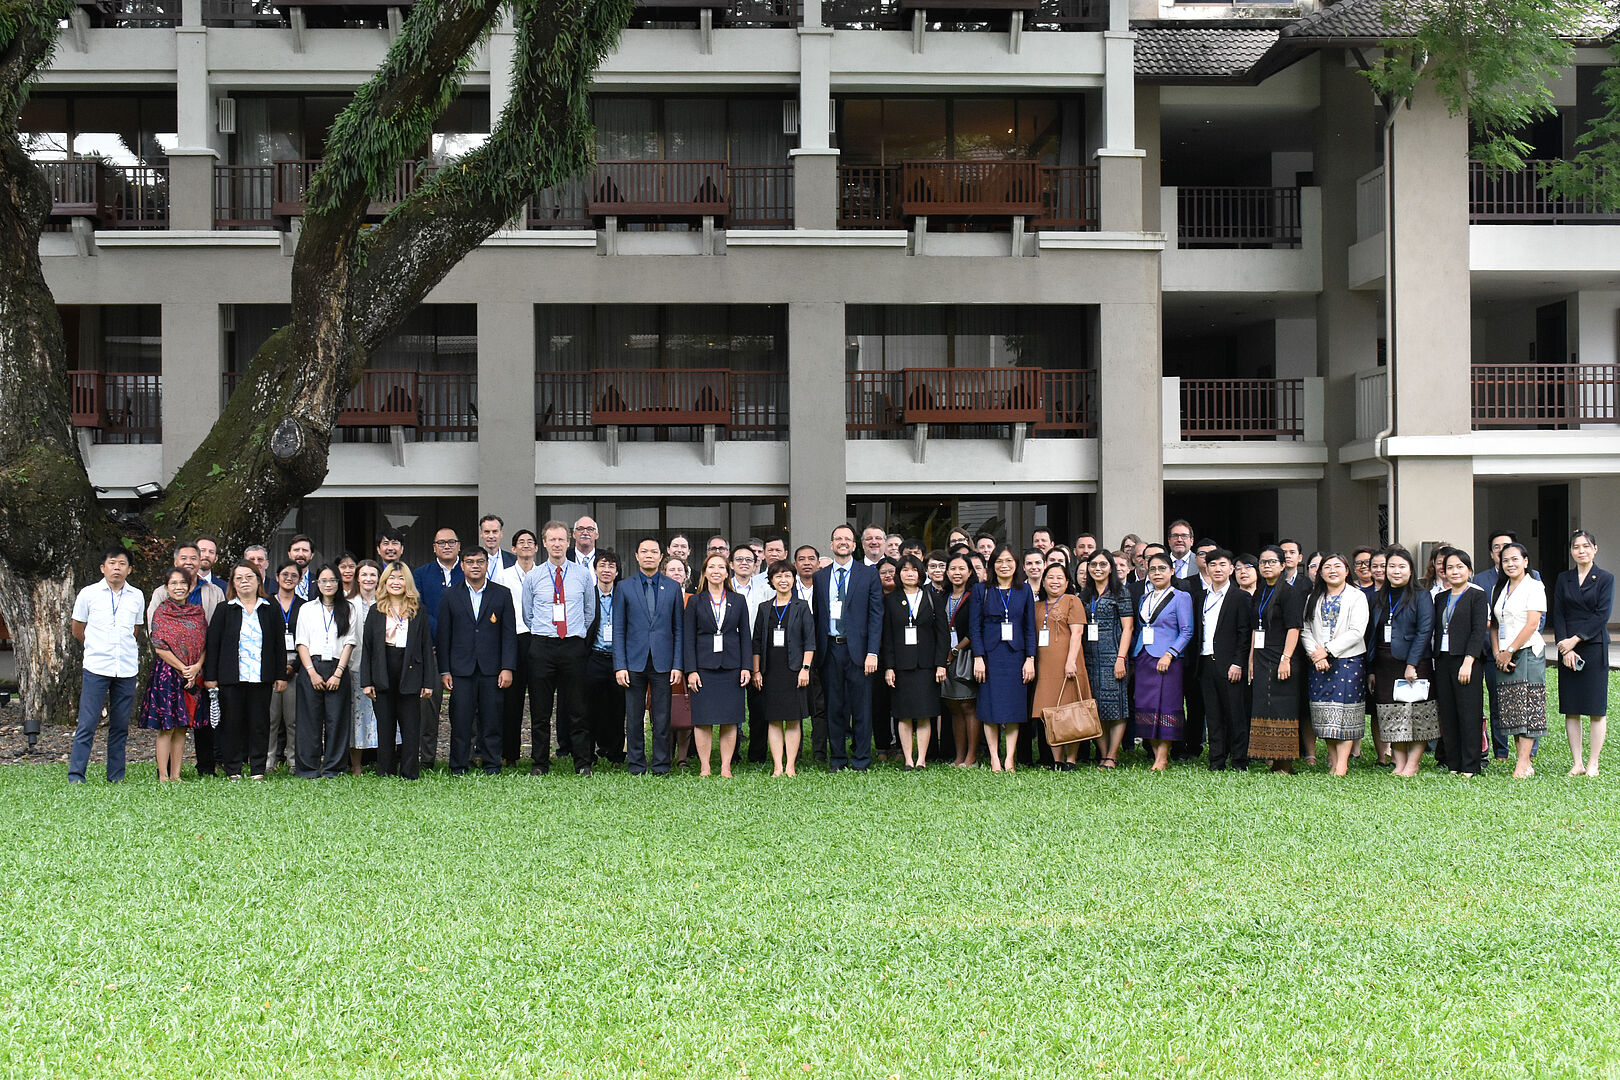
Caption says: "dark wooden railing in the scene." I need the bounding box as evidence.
[1469,160,1620,224]
[824,0,1103,28]
[69,371,162,443]
[39,160,107,223]
[589,160,728,217]
[75,0,179,26]
[730,165,793,227]
[839,163,1097,229]
[214,164,275,228]
[37,161,168,227]
[223,369,476,440]
[529,177,592,229]
[269,158,438,219]
[848,367,1092,436]
[1177,187,1302,248]
[1179,378,1304,440]
[629,0,800,26]
[534,370,786,439]
[1471,363,1620,428]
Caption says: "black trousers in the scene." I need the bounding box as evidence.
[295,659,350,778]
[376,688,423,779]
[530,635,590,770]
[807,664,827,760]
[217,681,272,777]
[584,650,626,765]
[1176,675,1207,760]
[1198,658,1250,769]
[500,635,534,764]
[448,672,503,774]
[1434,656,1485,775]
[194,722,217,777]
[626,662,674,775]
[871,678,894,755]
[822,644,872,771]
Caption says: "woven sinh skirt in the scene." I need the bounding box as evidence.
[1249,652,1300,762]
[1495,647,1548,737]
[1132,652,1185,742]
[1371,645,1438,743]
[1309,654,1367,741]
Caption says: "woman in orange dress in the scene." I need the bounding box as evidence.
[1030,562,1091,770]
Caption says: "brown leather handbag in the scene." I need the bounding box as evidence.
[1043,675,1101,745]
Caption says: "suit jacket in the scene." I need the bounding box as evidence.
[435,582,518,678]
[943,589,974,655]
[148,580,225,626]
[752,597,815,674]
[879,588,950,672]
[683,588,754,672]
[967,581,1038,659]
[813,559,884,664]
[1133,587,1194,660]
[1432,587,1490,660]
[1196,585,1253,673]
[203,599,287,686]
[413,560,465,640]
[360,607,439,694]
[565,545,598,572]
[1365,585,1434,668]
[480,548,517,572]
[612,570,685,674]
[1550,566,1613,650]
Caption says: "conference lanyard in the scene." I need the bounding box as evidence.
[1256,584,1276,623]
[1203,588,1225,621]
[998,587,1012,625]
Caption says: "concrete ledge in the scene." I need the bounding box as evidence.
[725,230,909,248]
[1036,232,1166,252]
[534,440,789,493]
[845,437,1097,493]
[84,444,164,497]
[93,230,282,248]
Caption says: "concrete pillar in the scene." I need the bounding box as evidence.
[1096,150,1144,232]
[172,0,213,231]
[488,13,515,122]
[1097,300,1161,546]
[791,150,839,230]
[477,302,537,538]
[788,302,847,547]
[793,22,836,230]
[1136,85,1161,233]
[1387,78,1472,553]
[1314,48,1383,549]
[160,302,221,480]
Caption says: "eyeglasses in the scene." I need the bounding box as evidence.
[1258,559,1281,567]
[1353,560,1371,568]
[575,526,598,533]
[434,539,459,547]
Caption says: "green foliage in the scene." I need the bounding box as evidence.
[1544,43,1620,208]
[1364,0,1610,175]
[0,0,74,117]
[207,463,224,478]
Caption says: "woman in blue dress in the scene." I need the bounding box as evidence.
[1132,552,1194,771]
[1079,549,1135,768]
[969,544,1036,772]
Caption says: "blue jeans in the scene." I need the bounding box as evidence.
[69,672,137,782]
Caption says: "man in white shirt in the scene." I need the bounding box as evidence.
[478,513,518,571]
[567,516,599,571]
[729,544,772,765]
[69,549,145,783]
[1279,539,1303,587]
[520,520,598,775]
[794,544,824,762]
[494,528,538,765]
[861,526,886,566]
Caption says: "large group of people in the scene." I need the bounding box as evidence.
[64,514,1613,784]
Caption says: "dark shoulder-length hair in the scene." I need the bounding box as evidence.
[311,562,351,636]
[1304,552,1348,621]
[986,543,1022,586]
[1375,545,1417,618]
[1078,549,1129,605]
[1489,542,1531,610]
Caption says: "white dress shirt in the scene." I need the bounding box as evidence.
[1200,584,1228,657]
[493,560,532,635]
[73,579,145,679]
[295,600,358,662]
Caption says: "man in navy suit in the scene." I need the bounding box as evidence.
[477,513,518,572]
[613,536,685,775]
[813,523,884,772]
[436,550,517,775]
[414,526,464,769]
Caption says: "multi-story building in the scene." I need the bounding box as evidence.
[30,0,1620,580]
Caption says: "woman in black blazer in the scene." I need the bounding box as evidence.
[940,552,980,768]
[752,560,814,777]
[1431,549,1490,776]
[1552,529,1614,776]
[360,562,439,779]
[880,556,950,770]
[202,563,289,780]
[683,553,754,778]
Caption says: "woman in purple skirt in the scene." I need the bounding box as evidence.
[144,568,206,781]
[1132,552,1194,771]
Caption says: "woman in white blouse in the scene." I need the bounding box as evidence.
[1489,542,1548,779]
[294,563,357,778]
[1300,554,1371,776]
[347,560,381,775]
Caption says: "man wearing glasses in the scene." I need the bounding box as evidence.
[567,516,600,572]
[413,527,463,769]
[1167,521,1197,580]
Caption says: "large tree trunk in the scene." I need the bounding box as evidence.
[0,0,633,732]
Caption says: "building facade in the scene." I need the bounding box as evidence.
[31,0,1620,578]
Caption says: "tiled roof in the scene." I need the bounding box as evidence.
[1280,0,1414,41]
[1134,26,1283,81]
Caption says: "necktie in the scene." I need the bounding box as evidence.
[554,566,567,636]
[835,568,847,633]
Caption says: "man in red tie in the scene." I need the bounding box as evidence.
[519,521,598,775]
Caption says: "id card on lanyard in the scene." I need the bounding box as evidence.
[904,592,919,646]
[1440,591,1461,653]
[773,604,787,648]
[999,588,1014,643]
[711,596,727,653]
[1037,601,1050,648]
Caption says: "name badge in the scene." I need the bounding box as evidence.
[1439,632,1449,653]
[1037,629,1050,647]
[1383,623,1392,644]
[601,624,613,643]
[949,630,958,649]
[904,626,918,646]
[551,602,566,624]
[1000,623,1014,643]
[712,633,724,653]
[284,632,295,652]
[828,599,843,621]
[1087,624,1098,643]
[1142,626,1156,646]
[1253,630,1266,650]
[773,627,786,648]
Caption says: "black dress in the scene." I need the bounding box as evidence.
[757,600,811,724]
[1551,565,1614,716]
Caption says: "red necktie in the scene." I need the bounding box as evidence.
[554,566,567,636]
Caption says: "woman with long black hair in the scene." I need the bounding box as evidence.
[1078,550,1133,768]
[1432,549,1490,777]
[969,544,1037,772]
[1301,553,1370,777]
[940,552,981,768]
[1489,541,1548,780]
[293,562,356,778]
[1365,547,1436,778]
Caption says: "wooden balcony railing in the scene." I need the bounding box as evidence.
[74,0,179,27]
[529,177,592,229]
[823,0,1104,28]
[839,163,1097,229]
[729,165,794,227]
[1179,378,1304,440]
[1471,363,1620,428]
[214,164,275,228]
[222,369,477,440]
[203,0,416,26]
[1469,160,1620,224]
[69,371,162,444]
[629,0,800,27]
[848,367,1093,436]
[534,370,787,440]
[36,161,169,228]
[588,160,728,218]
[270,158,439,219]
[1177,187,1302,248]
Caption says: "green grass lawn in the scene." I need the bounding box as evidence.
[4,677,1620,1079]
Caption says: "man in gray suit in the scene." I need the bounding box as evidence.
[613,536,686,775]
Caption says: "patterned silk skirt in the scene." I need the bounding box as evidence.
[1308,653,1367,741]
[1132,652,1185,741]
[1495,647,1548,737]
[1249,651,1300,762]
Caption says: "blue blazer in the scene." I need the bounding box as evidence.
[1551,565,1614,649]
[434,582,518,678]
[683,589,755,673]
[1366,585,1434,668]
[1133,588,1194,659]
[967,582,1037,659]
[413,560,465,640]
[813,560,884,664]
[611,570,685,674]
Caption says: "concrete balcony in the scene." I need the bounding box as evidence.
[1160,186,1322,294]
[1161,375,1327,482]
